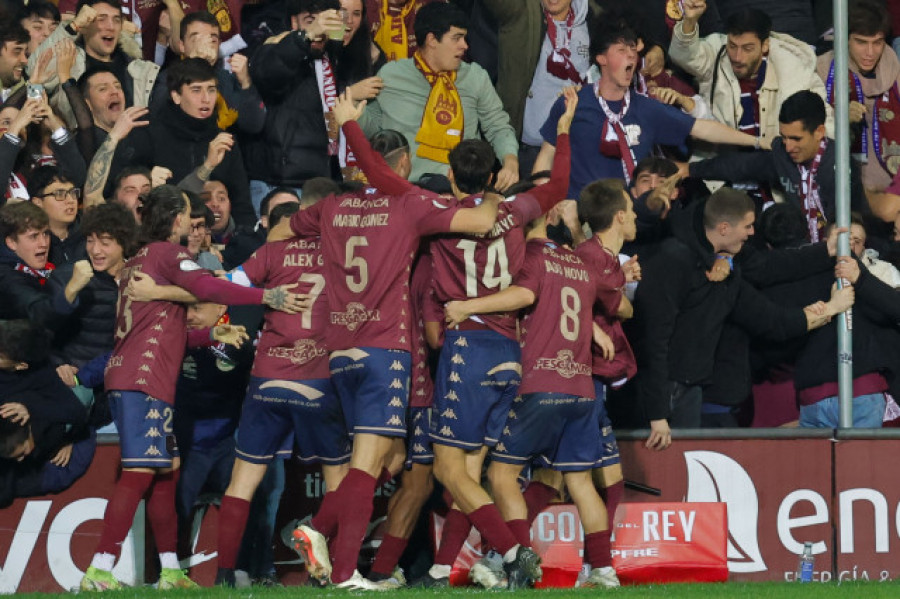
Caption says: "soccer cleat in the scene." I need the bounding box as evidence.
[368,567,407,589]
[292,524,332,582]
[214,567,235,588]
[334,569,388,591]
[469,552,508,590]
[408,571,449,588]
[580,566,621,588]
[503,546,542,590]
[157,568,199,590]
[79,566,123,591]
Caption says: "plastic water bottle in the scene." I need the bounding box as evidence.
[796,542,814,583]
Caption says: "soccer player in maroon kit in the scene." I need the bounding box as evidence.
[213,198,353,587]
[413,88,576,590]
[445,189,633,589]
[80,185,306,591]
[287,91,507,589]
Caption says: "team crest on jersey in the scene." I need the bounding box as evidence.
[535,349,592,379]
[331,302,381,331]
[179,259,203,272]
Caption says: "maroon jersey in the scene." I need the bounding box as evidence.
[241,237,329,380]
[105,241,264,403]
[514,238,600,397]
[409,253,434,408]
[290,187,460,352]
[575,238,637,382]
[430,194,541,340]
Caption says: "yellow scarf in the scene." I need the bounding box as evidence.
[374,0,415,61]
[413,52,463,164]
[216,93,238,130]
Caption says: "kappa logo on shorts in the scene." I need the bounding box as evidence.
[389,378,404,389]
[387,415,403,426]
[331,302,381,331]
[146,409,161,419]
[438,425,454,437]
[451,353,465,365]
[413,443,427,453]
[389,396,404,407]
[390,360,405,371]
[145,427,161,438]
[414,426,423,436]
[508,410,517,420]
[495,442,507,452]
[449,372,462,383]
[444,390,459,401]
[534,350,592,379]
[441,408,457,420]
[503,426,511,436]
[453,337,468,347]
[139,365,151,372]
[135,378,148,385]
[142,351,155,359]
[145,446,162,456]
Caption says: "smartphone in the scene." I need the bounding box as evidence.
[26,83,44,100]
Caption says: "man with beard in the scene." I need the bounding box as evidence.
[245,0,345,209]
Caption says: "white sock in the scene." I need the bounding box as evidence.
[503,544,521,563]
[90,552,116,571]
[159,552,180,570]
[429,564,452,579]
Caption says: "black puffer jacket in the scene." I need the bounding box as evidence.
[245,31,338,186]
[47,263,118,369]
[0,246,61,328]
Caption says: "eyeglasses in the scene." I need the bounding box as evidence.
[41,188,81,201]
[190,223,208,232]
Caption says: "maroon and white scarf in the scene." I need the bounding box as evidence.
[315,56,339,156]
[545,7,584,85]
[15,261,55,285]
[597,83,637,184]
[799,137,828,242]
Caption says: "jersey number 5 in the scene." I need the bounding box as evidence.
[345,236,369,293]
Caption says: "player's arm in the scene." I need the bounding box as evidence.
[448,192,501,235]
[617,294,633,320]
[334,90,415,196]
[528,87,577,212]
[445,285,535,328]
[125,272,199,303]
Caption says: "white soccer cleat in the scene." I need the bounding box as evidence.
[291,524,332,582]
[334,570,388,591]
[579,565,621,588]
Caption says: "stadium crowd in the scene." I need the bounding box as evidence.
[0,0,898,590]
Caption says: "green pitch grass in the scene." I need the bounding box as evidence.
[13,582,900,599]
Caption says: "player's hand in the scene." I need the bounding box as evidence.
[151,166,173,188]
[56,364,80,387]
[494,157,519,193]
[705,255,731,282]
[622,254,641,282]
[212,324,249,348]
[108,106,149,143]
[349,76,384,101]
[646,419,671,451]
[835,256,860,284]
[333,89,366,126]
[0,402,30,424]
[263,284,309,313]
[51,443,73,467]
[556,86,579,135]
[229,53,251,89]
[125,272,161,302]
[592,322,615,361]
[444,300,471,328]
[204,132,234,171]
[849,101,867,124]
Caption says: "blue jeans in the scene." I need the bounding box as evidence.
[799,393,886,428]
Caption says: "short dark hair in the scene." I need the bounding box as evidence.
[75,0,122,16]
[27,165,72,199]
[114,165,152,190]
[268,202,300,228]
[187,190,215,227]
[703,188,755,230]
[261,187,301,216]
[80,202,138,257]
[414,2,469,47]
[167,57,217,94]
[778,91,827,133]
[285,0,339,20]
[0,202,49,240]
[369,129,410,170]
[18,1,61,24]
[0,415,30,459]
[138,184,188,243]
[0,320,50,364]
[448,139,495,194]
[78,64,122,97]
[180,10,220,40]
[759,203,808,249]
[631,157,678,183]
[590,16,638,60]
[848,0,891,37]
[299,179,338,206]
[724,8,771,42]
[579,179,627,232]
[0,23,31,47]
